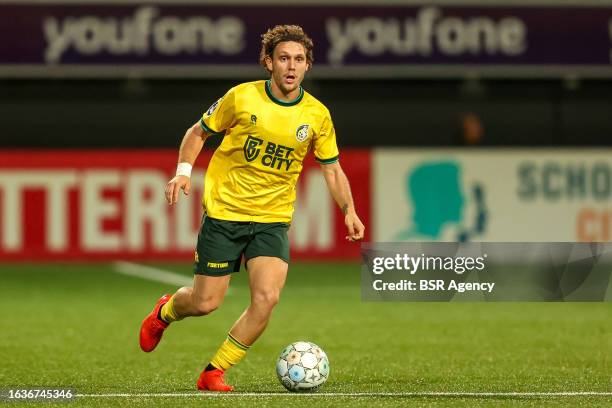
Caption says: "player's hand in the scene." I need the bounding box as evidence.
[345,212,365,242]
[165,175,191,205]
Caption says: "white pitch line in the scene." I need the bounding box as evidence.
[112,261,233,294]
[75,392,612,398]
[113,261,193,287]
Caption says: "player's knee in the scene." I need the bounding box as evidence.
[190,293,222,316]
[252,289,280,311]
[193,300,219,316]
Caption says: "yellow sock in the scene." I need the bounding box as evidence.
[210,333,249,371]
[160,295,180,323]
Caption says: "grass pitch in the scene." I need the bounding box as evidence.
[0,262,610,407]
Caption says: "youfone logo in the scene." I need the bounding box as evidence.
[43,6,246,63]
[609,18,612,63]
[326,6,527,65]
[243,135,264,162]
[394,161,487,242]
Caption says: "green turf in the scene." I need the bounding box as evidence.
[0,262,610,407]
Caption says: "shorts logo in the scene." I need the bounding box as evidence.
[207,261,229,269]
[206,97,222,116]
[244,135,264,162]
[296,124,309,142]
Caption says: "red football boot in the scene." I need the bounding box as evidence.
[139,294,171,352]
[197,369,234,392]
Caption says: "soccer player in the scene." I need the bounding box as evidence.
[139,25,365,392]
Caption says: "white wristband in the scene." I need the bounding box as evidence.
[176,162,192,178]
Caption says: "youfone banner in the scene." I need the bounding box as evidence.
[0,150,371,261]
[373,149,612,243]
[1,2,612,78]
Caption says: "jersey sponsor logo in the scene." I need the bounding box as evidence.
[244,135,264,162]
[206,97,222,116]
[296,124,310,142]
[250,114,257,125]
[243,136,296,171]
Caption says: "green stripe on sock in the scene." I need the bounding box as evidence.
[227,333,249,351]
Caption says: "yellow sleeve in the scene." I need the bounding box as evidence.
[200,87,236,135]
[313,113,339,164]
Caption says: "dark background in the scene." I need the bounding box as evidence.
[2,78,611,148]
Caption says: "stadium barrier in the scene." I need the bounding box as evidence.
[0,150,370,261]
[1,148,610,261]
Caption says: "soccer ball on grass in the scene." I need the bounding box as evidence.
[276,341,329,392]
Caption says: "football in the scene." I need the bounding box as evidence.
[276,341,330,392]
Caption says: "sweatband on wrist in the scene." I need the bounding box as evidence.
[176,162,192,177]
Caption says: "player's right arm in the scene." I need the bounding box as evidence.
[164,122,208,205]
[166,88,235,205]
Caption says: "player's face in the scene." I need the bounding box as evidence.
[266,41,309,97]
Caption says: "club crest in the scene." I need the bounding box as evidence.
[296,124,310,142]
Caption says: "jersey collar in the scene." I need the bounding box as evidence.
[265,79,304,107]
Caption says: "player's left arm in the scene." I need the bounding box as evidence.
[320,161,365,242]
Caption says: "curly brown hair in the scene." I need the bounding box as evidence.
[259,25,314,72]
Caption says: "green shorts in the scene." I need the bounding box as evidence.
[194,216,290,276]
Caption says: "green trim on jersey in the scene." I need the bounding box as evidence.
[265,80,304,107]
[315,155,340,165]
[200,118,224,136]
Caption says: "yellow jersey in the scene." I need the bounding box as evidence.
[199,79,339,223]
